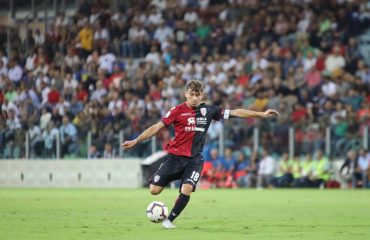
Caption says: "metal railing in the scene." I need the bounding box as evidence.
[1,124,368,160]
[8,0,78,19]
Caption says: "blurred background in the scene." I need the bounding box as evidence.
[0,0,369,189]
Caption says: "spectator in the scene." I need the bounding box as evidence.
[33,29,45,46]
[325,46,345,74]
[7,60,23,87]
[0,0,369,162]
[28,121,43,158]
[294,153,315,187]
[59,116,78,157]
[5,108,21,139]
[78,21,94,58]
[218,147,237,188]
[234,151,249,187]
[202,148,221,185]
[357,149,369,188]
[257,150,276,189]
[103,143,115,158]
[88,144,101,159]
[313,150,331,188]
[64,48,81,69]
[145,45,161,66]
[271,152,294,188]
[94,21,110,49]
[42,121,59,158]
[39,108,51,130]
[98,47,116,73]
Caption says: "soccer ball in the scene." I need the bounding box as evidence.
[146,201,168,223]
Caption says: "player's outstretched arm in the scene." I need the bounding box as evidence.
[229,109,279,119]
[121,121,166,150]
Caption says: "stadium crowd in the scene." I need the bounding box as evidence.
[201,148,369,189]
[0,0,370,188]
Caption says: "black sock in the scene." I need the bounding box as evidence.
[168,193,190,222]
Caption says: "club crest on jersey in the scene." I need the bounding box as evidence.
[154,175,160,182]
[200,108,207,116]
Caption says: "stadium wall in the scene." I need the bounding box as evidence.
[0,159,142,188]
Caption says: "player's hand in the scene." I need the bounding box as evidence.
[262,109,279,118]
[121,139,138,150]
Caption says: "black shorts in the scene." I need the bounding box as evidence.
[149,154,204,191]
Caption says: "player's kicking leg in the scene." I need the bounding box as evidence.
[162,183,193,229]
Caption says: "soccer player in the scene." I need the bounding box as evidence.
[122,80,279,228]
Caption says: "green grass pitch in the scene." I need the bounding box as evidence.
[0,189,369,240]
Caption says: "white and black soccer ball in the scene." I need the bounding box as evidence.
[146,201,168,223]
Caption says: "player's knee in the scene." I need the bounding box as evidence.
[150,189,160,195]
[149,185,162,195]
[181,183,193,195]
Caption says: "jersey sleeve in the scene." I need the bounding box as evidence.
[161,107,178,127]
[211,105,231,121]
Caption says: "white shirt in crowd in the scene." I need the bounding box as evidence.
[148,12,163,25]
[94,28,110,42]
[252,57,269,70]
[0,55,8,66]
[89,13,100,24]
[154,26,174,43]
[151,0,167,10]
[1,101,19,116]
[108,99,123,116]
[322,81,337,97]
[25,54,36,71]
[129,27,148,41]
[55,16,69,27]
[6,116,21,130]
[64,78,78,91]
[133,13,147,25]
[145,52,161,66]
[258,155,276,175]
[42,127,59,149]
[64,55,80,68]
[41,86,51,105]
[56,100,70,116]
[99,53,116,73]
[35,75,50,91]
[184,11,199,23]
[8,65,23,83]
[358,154,370,171]
[0,64,8,76]
[33,33,45,45]
[325,54,345,72]
[28,125,43,146]
[39,112,51,130]
[303,57,317,72]
[91,87,107,102]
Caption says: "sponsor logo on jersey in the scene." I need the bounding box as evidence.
[185,126,205,132]
[196,117,207,125]
[200,107,207,116]
[187,117,195,125]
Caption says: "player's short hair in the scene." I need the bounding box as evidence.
[186,80,204,93]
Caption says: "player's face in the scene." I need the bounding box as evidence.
[185,90,204,108]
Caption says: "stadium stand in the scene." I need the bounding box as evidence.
[0,0,369,188]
